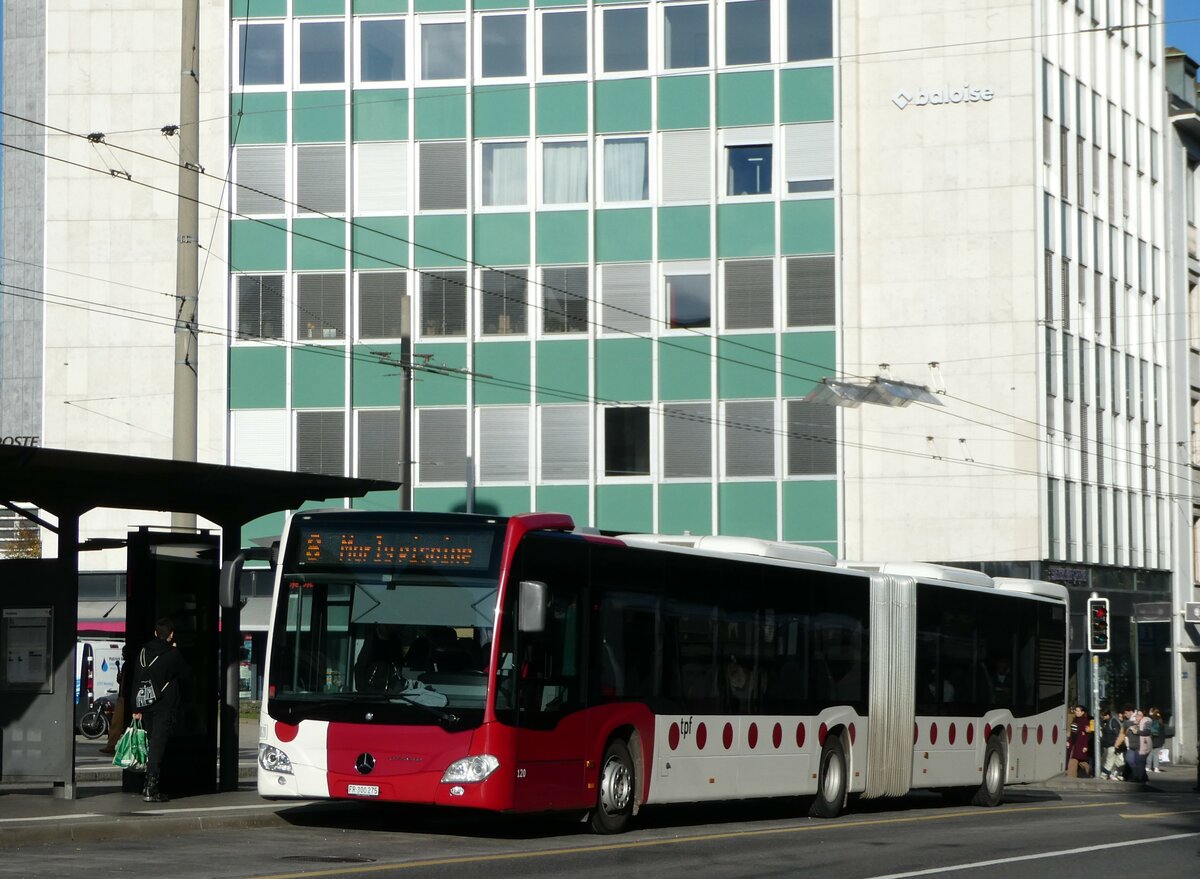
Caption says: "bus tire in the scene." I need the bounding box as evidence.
[971,736,1005,807]
[809,736,847,818]
[589,739,635,834]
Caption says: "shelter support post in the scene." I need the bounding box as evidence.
[219,521,242,792]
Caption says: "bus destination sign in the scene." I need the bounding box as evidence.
[299,527,494,571]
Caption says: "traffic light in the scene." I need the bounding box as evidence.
[1087,597,1110,653]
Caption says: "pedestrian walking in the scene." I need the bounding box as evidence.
[1146,707,1166,772]
[1066,705,1092,778]
[132,618,189,803]
[1098,707,1121,780]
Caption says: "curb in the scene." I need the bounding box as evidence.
[0,809,290,849]
[73,766,258,784]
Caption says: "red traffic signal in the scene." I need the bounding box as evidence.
[1087,597,1110,653]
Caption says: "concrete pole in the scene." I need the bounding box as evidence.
[171,0,200,530]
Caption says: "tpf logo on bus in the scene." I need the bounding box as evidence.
[678,716,694,738]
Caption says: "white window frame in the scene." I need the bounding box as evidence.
[233,145,288,218]
[415,407,468,486]
[294,272,348,343]
[476,139,531,211]
[293,17,347,89]
[354,15,409,87]
[233,273,288,344]
[720,126,775,202]
[659,128,713,203]
[538,137,591,209]
[720,398,778,480]
[475,406,533,485]
[294,142,348,216]
[720,0,776,70]
[720,257,778,332]
[477,266,531,339]
[355,270,408,341]
[597,4,652,78]
[475,11,531,83]
[661,261,713,333]
[783,121,835,197]
[234,19,288,91]
[599,134,653,206]
[417,15,468,85]
[536,8,590,80]
[538,405,592,483]
[353,141,409,216]
[294,409,348,477]
[658,1,711,72]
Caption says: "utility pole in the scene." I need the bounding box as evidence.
[171,0,200,530]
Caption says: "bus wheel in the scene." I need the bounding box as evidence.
[971,737,1005,807]
[589,739,635,834]
[809,736,847,818]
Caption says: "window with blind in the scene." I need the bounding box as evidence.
[478,407,530,482]
[231,410,289,470]
[724,400,774,477]
[663,403,711,478]
[356,409,402,480]
[785,255,835,327]
[601,263,650,334]
[296,144,346,214]
[417,407,466,483]
[723,259,773,330]
[235,146,286,216]
[236,274,285,340]
[540,405,589,480]
[480,269,527,335]
[664,268,710,329]
[297,274,346,340]
[660,129,711,202]
[542,266,589,334]
[786,399,835,476]
[604,406,650,477]
[358,272,406,339]
[355,141,408,214]
[784,122,834,193]
[298,20,344,85]
[419,270,468,336]
[419,141,467,210]
[296,411,345,476]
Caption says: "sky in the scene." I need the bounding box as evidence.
[1166,0,1200,59]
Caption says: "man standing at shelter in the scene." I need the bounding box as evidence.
[132,618,189,803]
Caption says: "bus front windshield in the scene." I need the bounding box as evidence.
[267,539,502,727]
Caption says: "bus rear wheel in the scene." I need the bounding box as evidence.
[809,736,847,818]
[971,737,1005,807]
[589,739,635,834]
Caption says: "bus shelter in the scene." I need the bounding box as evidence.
[0,445,396,797]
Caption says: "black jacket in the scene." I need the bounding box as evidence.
[137,637,189,714]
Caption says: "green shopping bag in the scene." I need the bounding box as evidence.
[112,718,149,770]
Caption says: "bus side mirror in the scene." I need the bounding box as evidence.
[219,545,276,609]
[518,580,547,633]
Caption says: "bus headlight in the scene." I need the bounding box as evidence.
[259,743,294,774]
[441,754,499,783]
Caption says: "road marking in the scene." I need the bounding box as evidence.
[0,813,102,824]
[239,800,1127,879]
[861,832,1200,878]
[136,803,288,816]
[1120,808,1200,819]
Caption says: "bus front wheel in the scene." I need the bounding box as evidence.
[809,736,847,818]
[972,737,1005,807]
[589,739,635,834]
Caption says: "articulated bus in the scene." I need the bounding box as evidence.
[258,510,1067,832]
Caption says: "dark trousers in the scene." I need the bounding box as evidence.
[141,708,176,778]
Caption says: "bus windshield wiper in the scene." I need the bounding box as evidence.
[389,693,461,726]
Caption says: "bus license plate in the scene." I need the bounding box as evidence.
[347,784,379,797]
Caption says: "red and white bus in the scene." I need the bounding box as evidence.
[258,510,1067,832]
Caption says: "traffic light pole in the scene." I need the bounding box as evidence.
[1092,653,1101,778]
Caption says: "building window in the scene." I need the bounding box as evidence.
[785,122,834,193]
[663,403,712,478]
[417,408,466,483]
[357,409,402,481]
[725,0,771,65]
[785,255,835,327]
[296,144,346,214]
[602,7,648,73]
[419,270,468,337]
[541,11,587,76]
[480,269,528,335]
[723,259,773,330]
[602,137,649,202]
[354,141,408,214]
[725,400,774,477]
[786,400,835,476]
[358,272,406,339]
[665,269,711,329]
[604,407,650,477]
[540,405,589,481]
[726,144,772,195]
[481,141,527,207]
[234,146,285,217]
[296,411,345,476]
[664,3,708,70]
[480,13,526,78]
[661,129,711,202]
[418,141,467,210]
[297,20,344,85]
[600,262,651,334]
[478,407,530,482]
[421,21,465,80]
[359,18,405,83]
[542,141,588,205]
[297,274,346,341]
[236,275,284,340]
[541,266,589,334]
[238,22,285,86]
[786,0,832,61]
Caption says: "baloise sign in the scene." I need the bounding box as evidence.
[892,84,995,110]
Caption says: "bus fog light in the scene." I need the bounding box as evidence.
[259,743,294,774]
[441,754,499,783]
[449,786,465,797]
